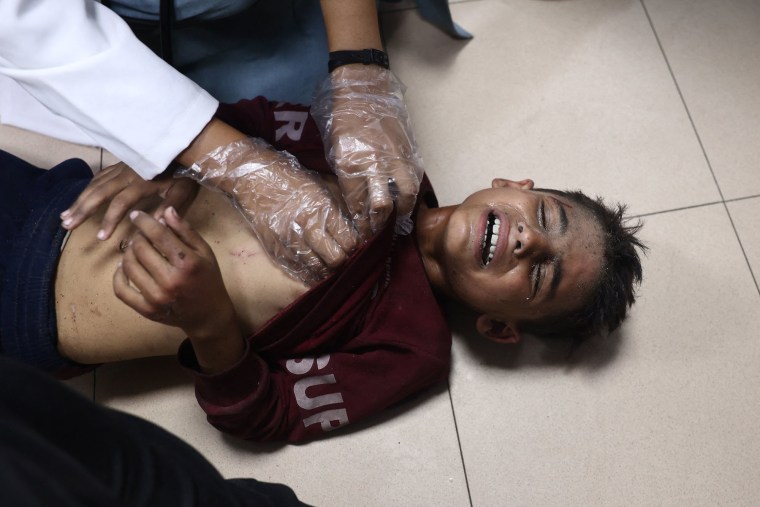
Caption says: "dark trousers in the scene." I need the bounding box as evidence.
[0,357,309,506]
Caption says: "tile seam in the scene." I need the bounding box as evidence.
[639,0,760,295]
[447,382,474,507]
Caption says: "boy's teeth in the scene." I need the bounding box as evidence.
[482,214,502,266]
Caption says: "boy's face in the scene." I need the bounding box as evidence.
[430,179,604,342]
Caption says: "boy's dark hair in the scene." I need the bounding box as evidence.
[518,189,646,346]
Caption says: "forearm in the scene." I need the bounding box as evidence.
[176,120,298,196]
[176,118,247,169]
[186,319,245,374]
[319,0,383,51]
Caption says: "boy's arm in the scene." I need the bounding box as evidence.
[114,208,243,373]
[179,334,451,442]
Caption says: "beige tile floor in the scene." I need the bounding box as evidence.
[2,0,759,505]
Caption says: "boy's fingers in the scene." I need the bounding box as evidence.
[121,243,157,294]
[114,261,169,320]
[161,207,209,256]
[129,210,189,266]
[128,232,178,290]
[113,261,152,315]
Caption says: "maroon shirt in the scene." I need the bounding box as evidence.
[178,98,451,443]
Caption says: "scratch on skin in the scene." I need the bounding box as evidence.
[90,305,102,317]
[229,248,258,258]
[69,304,78,333]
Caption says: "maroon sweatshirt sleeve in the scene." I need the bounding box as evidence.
[178,326,450,443]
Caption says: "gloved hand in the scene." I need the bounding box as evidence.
[311,64,424,237]
[177,138,359,286]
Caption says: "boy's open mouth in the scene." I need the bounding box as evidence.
[481,212,502,266]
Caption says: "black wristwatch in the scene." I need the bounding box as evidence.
[328,49,390,73]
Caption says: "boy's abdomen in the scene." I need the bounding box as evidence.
[55,187,308,365]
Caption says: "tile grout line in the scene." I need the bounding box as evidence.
[632,200,724,219]
[639,0,760,296]
[722,206,760,295]
[629,194,760,218]
[447,382,474,507]
[631,194,760,219]
[639,0,725,202]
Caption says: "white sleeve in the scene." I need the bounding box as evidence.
[0,0,219,179]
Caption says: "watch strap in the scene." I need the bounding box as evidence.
[328,49,390,73]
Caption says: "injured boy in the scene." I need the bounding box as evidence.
[0,98,644,443]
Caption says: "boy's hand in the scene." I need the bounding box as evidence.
[180,138,360,286]
[113,208,238,343]
[311,65,424,237]
[60,162,198,240]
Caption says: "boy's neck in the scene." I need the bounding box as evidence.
[415,204,456,296]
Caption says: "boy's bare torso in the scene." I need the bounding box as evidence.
[55,186,309,364]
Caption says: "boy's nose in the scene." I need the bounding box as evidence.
[513,222,549,258]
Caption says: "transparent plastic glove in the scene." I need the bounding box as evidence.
[311,64,424,237]
[177,138,359,285]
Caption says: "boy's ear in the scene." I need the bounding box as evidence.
[475,315,522,344]
[491,178,534,191]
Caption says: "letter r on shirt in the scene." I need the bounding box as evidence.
[274,111,308,141]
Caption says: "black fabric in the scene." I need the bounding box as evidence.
[0,357,310,506]
[0,150,91,373]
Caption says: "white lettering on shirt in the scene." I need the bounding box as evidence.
[302,409,349,432]
[285,354,349,432]
[274,111,308,142]
[293,375,344,410]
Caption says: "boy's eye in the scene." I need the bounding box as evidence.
[539,200,546,230]
[531,263,542,296]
